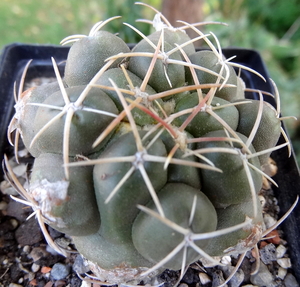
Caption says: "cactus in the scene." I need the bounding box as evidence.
[5,2,298,286]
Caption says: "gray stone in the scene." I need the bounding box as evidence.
[29,246,49,262]
[6,199,31,222]
[50,262,71,280]
[259,243,277,265]
[12,163,27,177]
[15,217,43,246]
[250,262,276,287]
[221,265,244,287]
[0,179,19,196]
[212,269,228,287]
[284,273,299,287]
[73,255,90,274]
[239,256,253,283]
[263,213,277,229]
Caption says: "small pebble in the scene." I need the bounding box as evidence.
[265,229,281,245]
[31,262,40,272]
[50,263,71,280]
[277,258,292,269]
[9,284,23,287]
[18,149,29,157]
[250,262,276,287]
[259,243,277,264]
[276,267,287,280]
[29,246,49,262]
[6,199,31,221]
[54,280,67,287]
[26,271,35,282]
[263,213,277,229]
[41,266,52,274]
[15,218,43,246]
[3,258,8,265]
[29,279,37,286]
[9,218,19,229]
[181,268,195,284]
[220,256,231,265]
[276,244,287,259]
[284,273,299,287]
[54,236,72,249]
[12,163,27,177]
[23,245,31,254]
[30,274,36,282]
[73,255,90,274]
[199,272,211,285]
[211,269,227,287]
[0,201,8,211]
[0,180,19,196]
[221,265,244,287]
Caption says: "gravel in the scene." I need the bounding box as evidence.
[260,243,277,265]
[1,154,300,287]
[50,263,71,281]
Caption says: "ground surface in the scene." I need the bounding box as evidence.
[0,153,299,287]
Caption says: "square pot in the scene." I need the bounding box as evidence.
[0,43,299,284]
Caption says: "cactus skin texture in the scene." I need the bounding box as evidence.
[5,3,297,286]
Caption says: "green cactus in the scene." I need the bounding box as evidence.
[5,2,297,286]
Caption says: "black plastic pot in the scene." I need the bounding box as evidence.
[0,43,299,284]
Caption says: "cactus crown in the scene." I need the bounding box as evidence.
[5,2,298,286]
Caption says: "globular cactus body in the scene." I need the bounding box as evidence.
[197,130,263,207]
[132,182,218,270]
[94,68,162,126]
[30,153,100,236]
[93,131,168,240]
[6,3,294,286]
[174,93,239,137]
[235,99,282,165]
[147,29,196,57]
[203,197,263,257]
[185,50,241,101]
[64,30,130,86]
[15,81,64,157]
[159,130,201,188]
[32,86,118,156]
[128,39,185,93]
